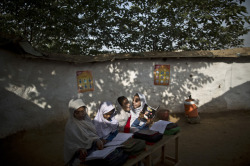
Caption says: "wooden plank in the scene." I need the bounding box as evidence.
[122,149,152,166]
[165,155,176,162]
[175,136,179,162]
[161,145,165,164]
[20,47,250,64]
[123,133,180,166]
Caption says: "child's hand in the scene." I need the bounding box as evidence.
[146,118,153,125]
[96,139,104,150]
[139,112,144,119]
[78,148,87,162]
[100,138,107,145]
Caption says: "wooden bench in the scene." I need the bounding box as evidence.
[81,133,180,166]
[123,133,180,166]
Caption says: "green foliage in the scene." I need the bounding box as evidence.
[1,0,249,55]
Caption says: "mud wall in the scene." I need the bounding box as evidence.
[1,49,250,138]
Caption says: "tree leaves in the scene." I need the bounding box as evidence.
[1,0,249,55]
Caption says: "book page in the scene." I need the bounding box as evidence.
[85,146,119,161]
[104,133,133,147]
[150,120,172,134]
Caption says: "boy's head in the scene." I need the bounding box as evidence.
[133,94,141,109]
[118,96,130,112]
[74,106,87,120]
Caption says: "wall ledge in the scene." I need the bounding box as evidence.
[23,47,250,63]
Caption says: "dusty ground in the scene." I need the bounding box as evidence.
[0,110,250,166]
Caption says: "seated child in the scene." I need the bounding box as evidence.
[93,101,119,143]
[115,96,131,133]
[130,92,147,127]
[64,99,104,166]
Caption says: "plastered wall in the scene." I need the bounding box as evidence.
[1,49,250,138]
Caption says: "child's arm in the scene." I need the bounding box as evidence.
[132,118,148,130]
[95,139,104,150]
[105,130,119,142]
[146,118,153,125]
[77,148,87,162]
[137,122,148,130]
[131,118,140,128]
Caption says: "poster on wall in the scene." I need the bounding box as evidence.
[76,71,94,93]
[154,65,170,86]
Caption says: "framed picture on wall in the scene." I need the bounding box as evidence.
[76,71,94,93]
[154,65,170,86]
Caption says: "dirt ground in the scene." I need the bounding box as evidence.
[0,110,250,166]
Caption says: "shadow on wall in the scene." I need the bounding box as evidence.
[198,81,250,112]
[0,50,220,138]
[86,58,216,118]
[0,88,52,138]
[0,50,74,138]
[88,57,250,118]
[1,48,250,138]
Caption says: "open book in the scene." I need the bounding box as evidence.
[150,120,172,134]
[105,133,133,147]
[85,145,119,161]
[86,133,133,161]
[141,104,160,120]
